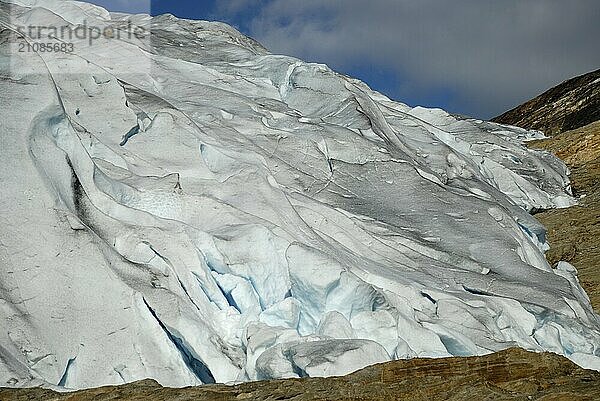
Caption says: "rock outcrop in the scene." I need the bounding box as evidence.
[1,348,599,401]
[492,69,600,136]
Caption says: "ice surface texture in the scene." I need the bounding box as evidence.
[0,0,599,390]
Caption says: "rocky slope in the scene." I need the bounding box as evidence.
[529,121,600,310]
[492,68,600,136]
[1,348,599,401]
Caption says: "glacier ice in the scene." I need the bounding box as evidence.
[0,0,599,390]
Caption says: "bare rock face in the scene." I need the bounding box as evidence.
[492,69,600,136]
[1,348,598,400]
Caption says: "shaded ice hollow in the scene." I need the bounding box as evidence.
[0,0,599,390]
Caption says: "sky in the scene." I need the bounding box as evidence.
[86,0,600,120]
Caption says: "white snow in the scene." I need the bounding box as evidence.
[1,0,599,391]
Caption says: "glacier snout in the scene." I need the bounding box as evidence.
[1,0,599,390]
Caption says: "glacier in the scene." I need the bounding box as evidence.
[0,0,599,390]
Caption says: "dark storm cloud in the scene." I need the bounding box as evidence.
[220,0,600,118]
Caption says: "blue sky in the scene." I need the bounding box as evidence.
[87,0,600,120]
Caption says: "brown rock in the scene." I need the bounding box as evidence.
[492,69,600,136]
[1,348,598,401]
[529,120,600,310]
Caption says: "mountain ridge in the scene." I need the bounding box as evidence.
[492,68,600,135]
